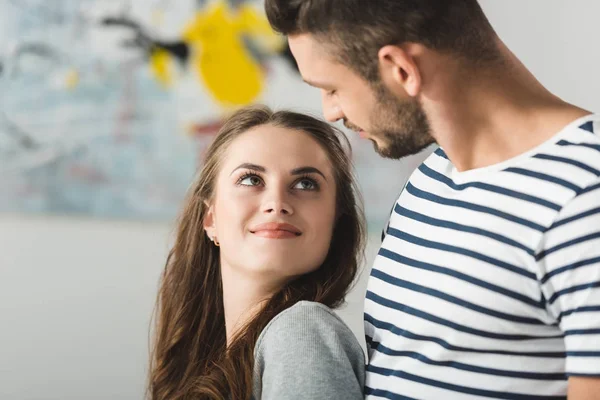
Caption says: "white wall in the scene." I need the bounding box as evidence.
[2,1,600,399]
[0,216,170,400]
[480,0,600,112]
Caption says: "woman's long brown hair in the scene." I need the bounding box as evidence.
[148,105,366,400]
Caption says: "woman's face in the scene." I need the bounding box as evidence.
[204,124,337,283]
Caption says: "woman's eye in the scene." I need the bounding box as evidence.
[239,175,262,186]
[294,179,318,190]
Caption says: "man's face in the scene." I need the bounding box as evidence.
[288,34,435,159]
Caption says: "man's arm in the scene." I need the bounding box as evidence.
[538,178,600,397]
[568,377,600,400]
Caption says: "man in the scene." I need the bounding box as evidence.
[265,1,600,399]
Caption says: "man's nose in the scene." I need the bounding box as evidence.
[322,91,344,122]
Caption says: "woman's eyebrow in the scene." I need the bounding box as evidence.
[291,166,327,181]
[230,163,265,176]
[230,164,327,181]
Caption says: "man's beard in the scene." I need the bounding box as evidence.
[367,84,435,160]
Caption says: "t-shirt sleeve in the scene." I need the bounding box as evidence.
[253,302,365,400]
[537,179,600,376]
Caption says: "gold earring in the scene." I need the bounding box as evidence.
[213,237,220,247]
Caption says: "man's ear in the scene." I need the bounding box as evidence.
[377,44,422,98]
[203,201,216,240]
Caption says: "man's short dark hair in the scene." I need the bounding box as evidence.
[265,0,500,82]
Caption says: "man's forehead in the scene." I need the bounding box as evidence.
[288,33,324,56]
[288,34,341,87]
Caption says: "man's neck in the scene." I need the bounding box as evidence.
[424,44,590,172]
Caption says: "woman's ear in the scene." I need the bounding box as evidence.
[203,201,216,240]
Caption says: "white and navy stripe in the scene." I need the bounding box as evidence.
[365,115,600,399]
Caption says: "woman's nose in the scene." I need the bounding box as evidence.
[261,190,294,215]
[262,201,294,215]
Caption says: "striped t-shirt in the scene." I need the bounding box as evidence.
[364,114,600,399]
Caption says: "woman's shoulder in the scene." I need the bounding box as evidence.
[253,301,365,399]
[262,301,345,331]
[255,301,363,359]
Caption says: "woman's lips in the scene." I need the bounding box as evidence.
[253,230,299,239]
[250,222,302,239]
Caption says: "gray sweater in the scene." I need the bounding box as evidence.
[252,301,365,400]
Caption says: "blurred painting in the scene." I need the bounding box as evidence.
[0,0,418,228]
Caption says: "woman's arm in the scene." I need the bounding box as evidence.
[253,301,365,400]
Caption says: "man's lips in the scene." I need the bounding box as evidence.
[343,121,368,139]
[250,222,302,239]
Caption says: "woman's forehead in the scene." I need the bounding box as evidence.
[220,125,335,175]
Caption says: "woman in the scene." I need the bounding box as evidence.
[148,105,366,400]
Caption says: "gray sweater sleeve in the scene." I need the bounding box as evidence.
[252,301,365,400]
